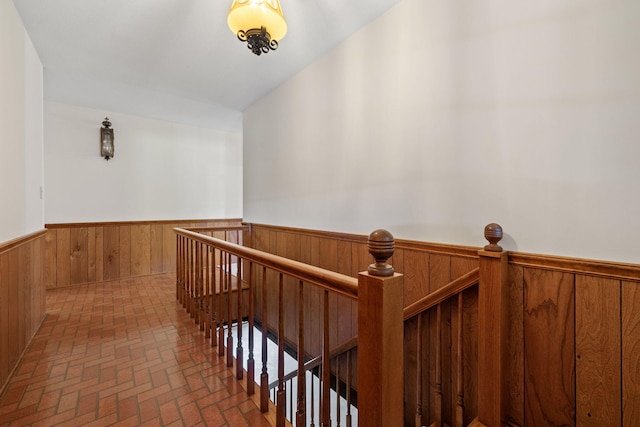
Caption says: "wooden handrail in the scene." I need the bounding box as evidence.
[269,336,359,388]
[174,228,359,300]
[403,267,479,320]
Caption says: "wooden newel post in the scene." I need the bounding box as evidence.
[357,229,404,427]
[476,223,508,427]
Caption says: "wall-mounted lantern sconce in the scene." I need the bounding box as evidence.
[100,117,114,160]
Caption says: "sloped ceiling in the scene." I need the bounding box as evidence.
[13,0,401,131]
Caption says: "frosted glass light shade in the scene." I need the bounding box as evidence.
[227,0,287,41]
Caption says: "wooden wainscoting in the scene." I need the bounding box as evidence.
[507,254,640,427]
[44,219,242,289]
[0,230,47,393]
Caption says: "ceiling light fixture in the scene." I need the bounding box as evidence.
[227,0,287,56]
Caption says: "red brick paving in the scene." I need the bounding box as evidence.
[0,274,270,427]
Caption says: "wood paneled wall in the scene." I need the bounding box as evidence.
[0,230,47,393]
[246,223,640,427]
[507,255,640,427]
[44,219,242,289]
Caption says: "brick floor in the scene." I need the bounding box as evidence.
[0,274,272,427]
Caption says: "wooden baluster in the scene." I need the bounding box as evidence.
[212,246,218,348]
[260,266,269,413]
[336,355,341,427]
[205,243,211,339]
[247,261,255,395]
[236,257,243,380]
[202,242,207,330]
[212,245,217,341]
[319,366,323,426]
[180,235,185,305]
[218,249,225,357]
[434,303,443,427]
[224,231,230,361]
[455,292,464,427]
[202,242,206,329]
[176,235,180,301]
[276,273,286,427]
[178,235,182,305]
[226,250,233,367]
[296,280,306,427]
[193,242,198,324]
[310,371,316,427]
[194,240,199,321]
[194,242,199,326]
[415,312,423,427]
[186,237,190,308]
[207,244,213,338]
[346,351,352,427]
[186,237,190,309]
[185,237,189,308]
[191,239,196,315]
[184,238,189,311]
[183,235,187,304]
[200,242,205,330]
[188,239,193,316]
[191,239,197,318]
[321,290,330,427]
[196,242,202,327]
[289,377,294,422]
[177,235,181,302]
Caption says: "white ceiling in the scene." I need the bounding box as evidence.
[13,0,402,132]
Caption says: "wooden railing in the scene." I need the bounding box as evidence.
[176,224,510,427]
[175,226,404,427]
[400,224,508,427]
[175,221,640,426]
[403,268,480,427]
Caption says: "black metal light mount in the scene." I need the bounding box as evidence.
[237,26,279,56]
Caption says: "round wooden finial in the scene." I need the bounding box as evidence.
[484,223,503,252]
[368,229,395,277]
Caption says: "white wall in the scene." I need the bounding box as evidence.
[0,0,44,243]
[243,0,640,264]
[44,102,242,223]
